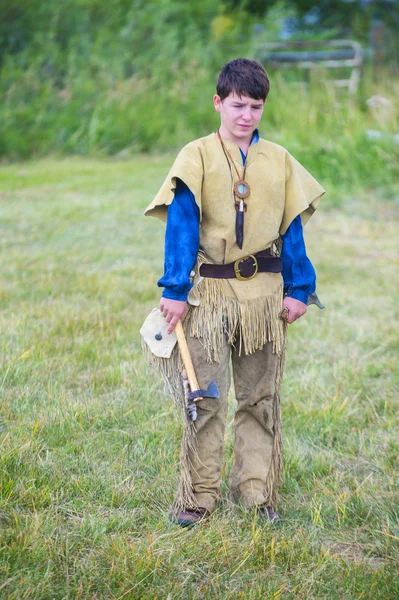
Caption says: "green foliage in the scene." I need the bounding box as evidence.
[0,0,398,194]
[2,61,398,202]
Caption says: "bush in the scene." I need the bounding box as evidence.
[0,0,398,199]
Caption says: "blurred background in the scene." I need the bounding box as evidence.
[0,5,397,139]
[1,0,398,199]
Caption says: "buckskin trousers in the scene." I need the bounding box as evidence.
[185,332,281,513]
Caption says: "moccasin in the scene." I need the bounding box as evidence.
[257,505,281,524]
[175,508,209,527]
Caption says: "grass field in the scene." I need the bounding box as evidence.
[0,157,398,599]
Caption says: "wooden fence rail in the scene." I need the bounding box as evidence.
[256,40,363,94]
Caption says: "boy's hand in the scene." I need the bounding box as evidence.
[281,296,307,324]
[160,298,188,334]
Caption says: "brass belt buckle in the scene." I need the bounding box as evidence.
[234,255,258,281]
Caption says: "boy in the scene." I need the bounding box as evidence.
[144,58,324,526]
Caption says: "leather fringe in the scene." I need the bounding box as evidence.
[189,254,285,363]
[141,335,199,513]
[263,322,287,508]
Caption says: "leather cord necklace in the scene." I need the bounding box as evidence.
[217,130,251,200]
[217,130,251,249]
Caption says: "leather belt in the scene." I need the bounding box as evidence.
[199,249,282,281]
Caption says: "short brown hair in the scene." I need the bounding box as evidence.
[216,58,270,101]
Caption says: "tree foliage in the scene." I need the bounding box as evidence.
[0,0,397,158]
[1,0,397,67]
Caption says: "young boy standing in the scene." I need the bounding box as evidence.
[144,58,324,526]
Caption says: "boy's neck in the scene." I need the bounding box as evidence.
[218,125,252,155]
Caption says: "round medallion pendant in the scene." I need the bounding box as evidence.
[234,179,251,199]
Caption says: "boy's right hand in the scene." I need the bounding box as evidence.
[160,298,188,334]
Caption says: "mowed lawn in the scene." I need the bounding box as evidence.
[0,157,398,599]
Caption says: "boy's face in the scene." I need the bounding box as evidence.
[213,92,265,146]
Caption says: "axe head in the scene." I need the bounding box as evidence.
[187,380,220,401]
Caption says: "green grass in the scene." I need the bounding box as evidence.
[0,157,398,599]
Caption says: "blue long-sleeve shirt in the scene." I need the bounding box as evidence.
[158,178,200,301]
[158,133,317,303]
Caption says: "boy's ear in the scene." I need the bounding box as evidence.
[213,94,222,113]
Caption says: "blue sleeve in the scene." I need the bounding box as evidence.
[157,179,200,301]
[281,215,316,304]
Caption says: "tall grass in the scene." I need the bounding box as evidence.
[1,51,398,205]
[1,0,398,200]
[0,158,398,598]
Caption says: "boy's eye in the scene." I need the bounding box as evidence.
[232,104,263,109]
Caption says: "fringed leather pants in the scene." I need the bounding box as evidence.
[183,332,284,513]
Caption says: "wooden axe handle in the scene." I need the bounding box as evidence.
[174,320,200,394]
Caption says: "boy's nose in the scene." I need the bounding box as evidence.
[241,109,251,121]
